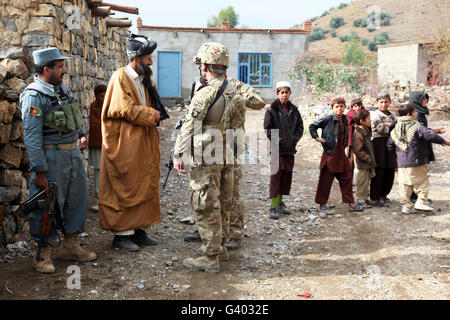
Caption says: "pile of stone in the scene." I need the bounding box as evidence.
[0,53,30,254]
[387,81,449,120]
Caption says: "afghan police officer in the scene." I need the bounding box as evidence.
[173,42,245,273]
[20,47,96,273]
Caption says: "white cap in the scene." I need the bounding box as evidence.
[276,81,291,90]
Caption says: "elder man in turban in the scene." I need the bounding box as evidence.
[98,34,168,251]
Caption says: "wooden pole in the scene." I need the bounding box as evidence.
[92,6,111,17]
[101,2,139,14]
[86,0,103,8]
[106,18,132,28]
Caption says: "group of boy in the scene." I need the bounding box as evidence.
[310,92,449,215]
[210,78,450,224]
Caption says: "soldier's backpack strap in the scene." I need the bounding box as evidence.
[194,79,228,112]
[190,82,197,100]
[208,79,228,112]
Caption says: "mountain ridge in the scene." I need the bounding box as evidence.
[299,0,448,61]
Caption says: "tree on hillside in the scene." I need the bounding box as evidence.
[207,6,239,28]
[308,28,328,42]
[353,18,367,27]
[342,39,365,66]
[330,16,345,29]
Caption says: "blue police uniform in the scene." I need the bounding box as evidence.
[20,75,88,243]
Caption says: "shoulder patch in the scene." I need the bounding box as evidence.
[28,106,41,117]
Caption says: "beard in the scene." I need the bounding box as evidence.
[138,60,153,86]
[48,72,63,86]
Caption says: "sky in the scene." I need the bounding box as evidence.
[105,0,354,33]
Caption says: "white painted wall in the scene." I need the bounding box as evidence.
[378,44,420,84]
[139,29,308,101]
[417,45,432,84]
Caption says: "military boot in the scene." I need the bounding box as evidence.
[196,246,229,261]
[59,233,97,262]
[34,244,55,274]
[226,238,241,250]
[183,255,220,273]
[183,230,201,242]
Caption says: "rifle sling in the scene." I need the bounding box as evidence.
[210,79,228,112]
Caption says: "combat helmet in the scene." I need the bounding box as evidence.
[193,42,229,68]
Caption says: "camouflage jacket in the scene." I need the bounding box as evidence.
[174,76,239,158]
[174,77,265,160]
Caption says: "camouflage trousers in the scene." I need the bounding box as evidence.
[229,164,244,240]
[189,163,234,257]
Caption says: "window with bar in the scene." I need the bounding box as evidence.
[238,53,272,87]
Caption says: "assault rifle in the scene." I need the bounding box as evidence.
[162,119,184,189]
[162,81,199,190]
[15,182,65,258]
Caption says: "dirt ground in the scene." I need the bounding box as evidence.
[0,108,449,300]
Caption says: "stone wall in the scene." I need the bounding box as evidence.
[0,0,131,252]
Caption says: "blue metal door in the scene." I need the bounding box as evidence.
[157,51,181,97]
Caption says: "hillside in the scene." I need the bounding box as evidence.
[302,0,448,61]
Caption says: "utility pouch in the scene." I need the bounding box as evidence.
[62,103,76,132]
[70,102,84,129]
[44,110,67,132]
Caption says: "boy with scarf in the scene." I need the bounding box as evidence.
[408,91,446,203]
[387,104,449,214]
[264,81,304,219]
[309,97,364,212]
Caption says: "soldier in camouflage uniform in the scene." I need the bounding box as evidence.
[183,80,265,249]
[173,42,245,273]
